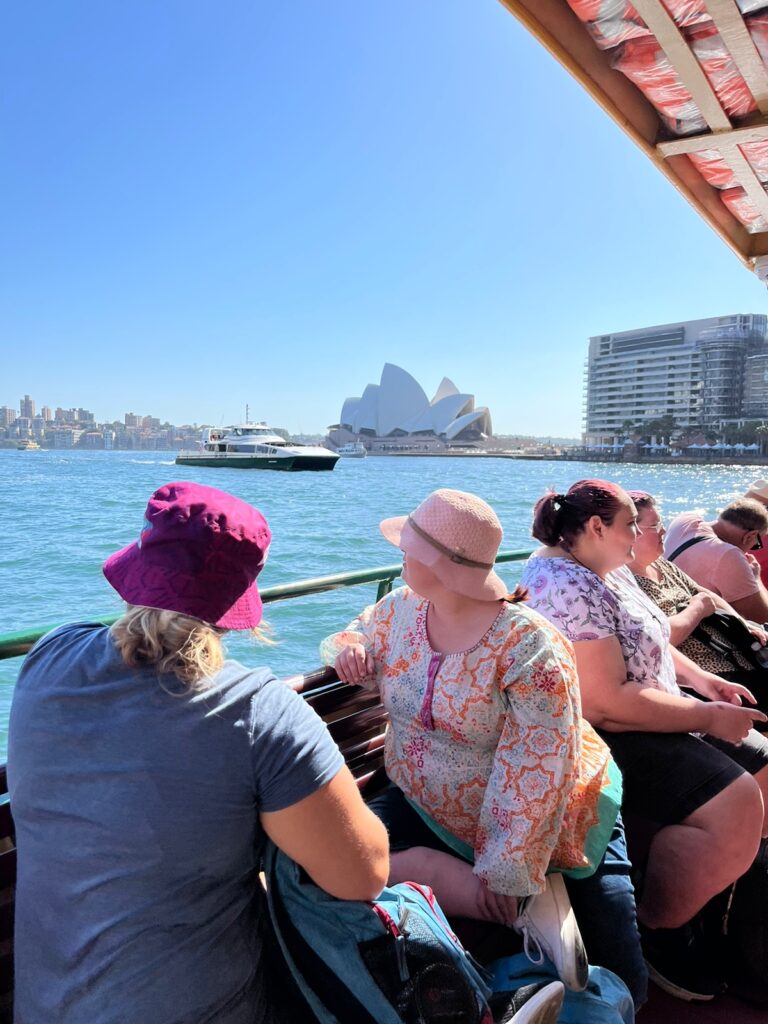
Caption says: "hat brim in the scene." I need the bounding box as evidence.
[379,515,508,601]
[103,541,263,630]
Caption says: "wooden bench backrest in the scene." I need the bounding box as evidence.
[287,666,388,793]
[0,666,385,1023]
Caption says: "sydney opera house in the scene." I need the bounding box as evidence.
[328,363,493,449]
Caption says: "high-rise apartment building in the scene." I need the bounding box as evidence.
[20,395,35,419]
[744,353,768,418]
[584,314,768,442]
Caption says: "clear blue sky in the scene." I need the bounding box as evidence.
[3,0,767,436]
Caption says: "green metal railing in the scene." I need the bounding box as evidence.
[0,549,535,663]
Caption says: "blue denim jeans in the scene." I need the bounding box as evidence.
[565,815,648,1011]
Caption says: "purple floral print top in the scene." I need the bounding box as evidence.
[521,558,680,696]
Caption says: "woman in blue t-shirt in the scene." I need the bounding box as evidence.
[8,481,389,1024]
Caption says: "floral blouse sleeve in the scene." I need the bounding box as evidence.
[473,614,580,897]
[522,559,620,642]
[319,599,387,691]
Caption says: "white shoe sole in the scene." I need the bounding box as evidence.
[509,981,565,1024]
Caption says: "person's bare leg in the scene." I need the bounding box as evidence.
[752,763,768,836]
[388,847,499,920]
[638,773,762,929]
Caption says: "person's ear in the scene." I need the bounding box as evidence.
[587,514,603,538]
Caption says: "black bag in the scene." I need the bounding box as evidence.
[726,838,768,1005]
[690,609,768,673]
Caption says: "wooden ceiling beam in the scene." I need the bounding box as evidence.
[631,0,732,130]
[704,0,768,116]
[658,121,768,155]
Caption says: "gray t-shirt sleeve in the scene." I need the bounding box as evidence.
[249,680,345,813]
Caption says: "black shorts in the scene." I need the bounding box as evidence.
[598,728,768,825]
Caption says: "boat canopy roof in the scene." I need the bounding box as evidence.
[499,0,768,280]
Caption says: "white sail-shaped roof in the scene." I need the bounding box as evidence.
[339,397,360,430]
[352,384,380,432]
[444,407,492,440]
[430,394,474,433]
[430,377,460,405]
[333,365,491,440]
[377,364,430,438]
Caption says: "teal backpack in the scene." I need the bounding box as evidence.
[264,841,494,1023]
[263,842,635,1024]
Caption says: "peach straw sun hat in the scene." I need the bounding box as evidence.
[379,488,508,601]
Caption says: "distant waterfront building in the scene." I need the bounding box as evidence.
[41,406,52,422]
[124,412,141,428]
[743,352,768,419]
[584,314,768,443]
[328,363,492,448]
[0,407,15,428]
[20,395,35,419]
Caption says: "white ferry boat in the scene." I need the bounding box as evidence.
[337,442,367,459]
[175,423,339,472]
[16,440,41,451]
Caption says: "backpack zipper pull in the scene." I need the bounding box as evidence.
[395,932,409,982]
[372,902,410,982]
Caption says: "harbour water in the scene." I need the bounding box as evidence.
[2,449,766,759]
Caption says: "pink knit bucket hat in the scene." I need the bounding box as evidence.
[103,481,271,629]
[380,488,507,600]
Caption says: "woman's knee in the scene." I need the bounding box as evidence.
[752,764,768,836]
[686,772,763,874]
[388,845,470,887]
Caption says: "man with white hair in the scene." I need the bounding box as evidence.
[664,498,768,623]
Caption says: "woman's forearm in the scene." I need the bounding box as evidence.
[584,680,710,734]
[668,605,701,645]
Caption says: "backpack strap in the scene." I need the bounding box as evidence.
[264,844,381,1024]
[667,535,706,563]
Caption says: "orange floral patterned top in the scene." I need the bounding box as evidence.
[321,586,619,897]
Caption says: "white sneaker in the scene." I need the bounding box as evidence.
[506,981,565,1024]
[514,874,588,992]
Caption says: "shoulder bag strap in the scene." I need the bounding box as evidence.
[667,534,706,563]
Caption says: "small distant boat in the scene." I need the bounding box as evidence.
[175,423,339,471]
[17,440,41,451]
[337,442,367,459]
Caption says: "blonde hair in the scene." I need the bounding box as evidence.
[110,605,227,689]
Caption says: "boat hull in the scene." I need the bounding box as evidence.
[174,453,338,471]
